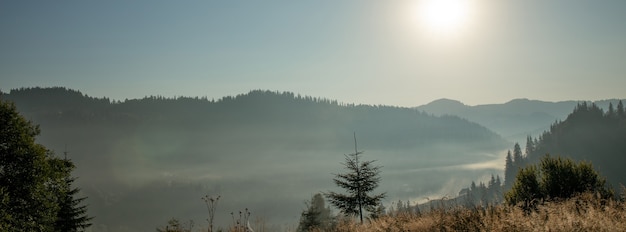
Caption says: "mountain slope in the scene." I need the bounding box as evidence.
[521,102,626,187]
[1,87,509,231]
[422,100,626,211]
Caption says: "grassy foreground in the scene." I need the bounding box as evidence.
[326,193,626,232]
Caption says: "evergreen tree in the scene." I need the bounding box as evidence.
[325,133,385,223]
[504,150,515,191]
[494,175,503,203]
[53,157,92,232]
[487,175,496,202]
[370,202,386,219]
[608,102,615,117]
[524,136,535,157]
[1,100,60,230]
[478,182,487,206]
[0,100,91,231]
[297,193,333,232]
[505,165,541,211]
[617,100,624,117]
[513,143,523,164]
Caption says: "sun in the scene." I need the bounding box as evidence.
[414,0,472,37]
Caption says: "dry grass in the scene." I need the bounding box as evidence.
[326,193,626,232]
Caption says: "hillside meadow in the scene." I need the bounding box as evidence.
[316,193,626,232]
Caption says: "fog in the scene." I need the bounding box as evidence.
[5,89,513,231]
[57,136,508,231]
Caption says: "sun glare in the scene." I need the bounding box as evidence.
[414,0,472,38]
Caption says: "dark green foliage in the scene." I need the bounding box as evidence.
[54,161,93,232]
[525,102,626,187]
[0,100,91,231]
[503,143,526,193]
[539,156,610,199]
[297,193,333,232]
[505,165,541,211]
[512,143,523,167]
[325,135,386,223]
[506,155,612,211]
[501,101,626,208]
[325,154,386,222]
[503,150,515,191]
[1,99,58,230]
[369,202,386,219]
[524,136,535,157]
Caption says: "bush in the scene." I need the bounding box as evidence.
[505,155,612,210]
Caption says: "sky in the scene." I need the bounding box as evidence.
[1,0,626,107]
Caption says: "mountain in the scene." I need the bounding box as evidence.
[0,87,509,231]
[417,98,469,115]
[417,98,625,142]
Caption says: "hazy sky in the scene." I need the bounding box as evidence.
[2,0,626,106]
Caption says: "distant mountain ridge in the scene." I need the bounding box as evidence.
[416,98,626,141]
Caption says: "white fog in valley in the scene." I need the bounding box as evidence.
[2,0,626,231]
[5,88,622,231]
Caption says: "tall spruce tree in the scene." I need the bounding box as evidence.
[54,154,92,232]
[513,143,523,165]
[504,150,515,191]
[325,133,385,223]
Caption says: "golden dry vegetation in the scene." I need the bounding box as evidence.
[324,193,626,232]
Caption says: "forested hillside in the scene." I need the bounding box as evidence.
[0,87,509,231]
[3,87,504,150]
[441,101,626,209]
[504,101,626,188]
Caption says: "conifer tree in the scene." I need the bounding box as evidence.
[1,100,59,230]
[54,156,92,232]
[513,143,523,164]
[524,136,535,157]
[297,193,333,232]
[504,150,515,190]
[608,102,615,117]
[325,133,385,223]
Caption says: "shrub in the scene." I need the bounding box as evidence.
[505,155,612,210]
